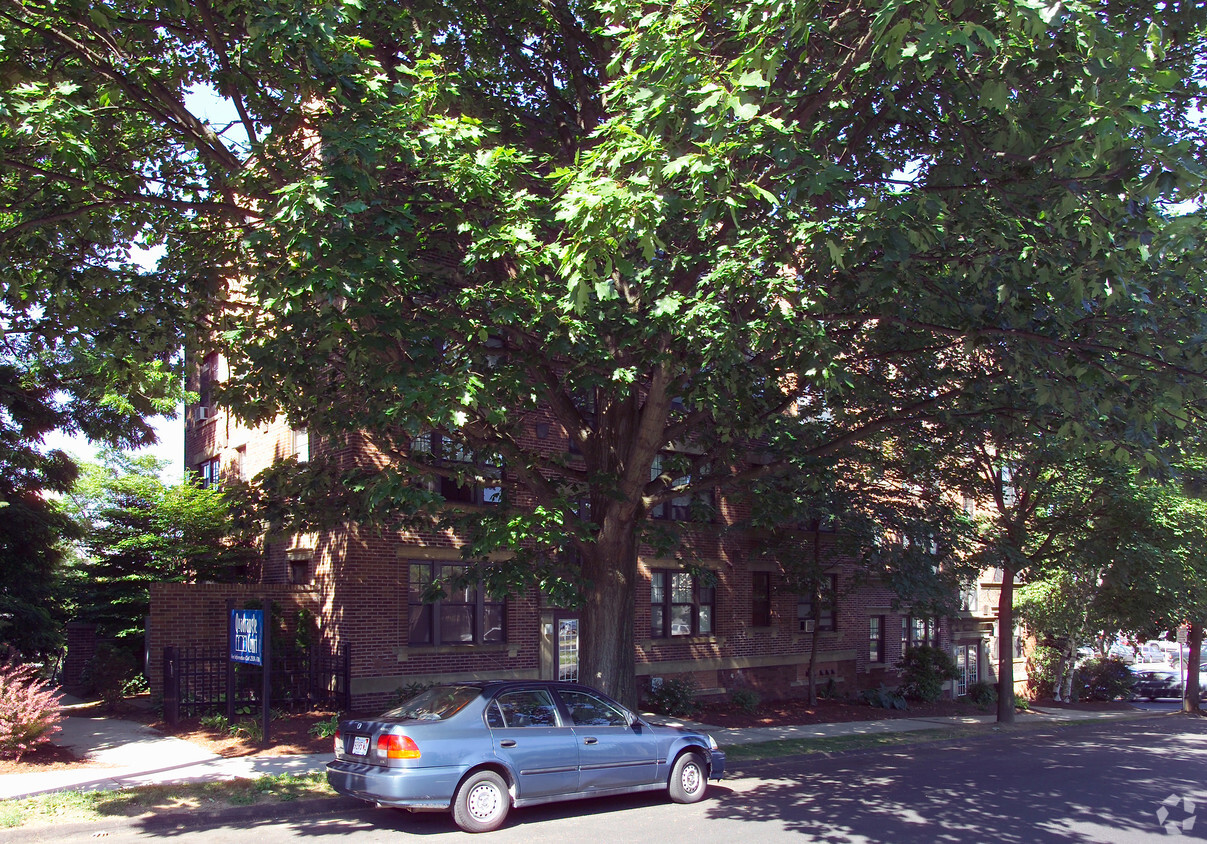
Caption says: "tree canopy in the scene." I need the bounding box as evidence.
[3,0,1206,702]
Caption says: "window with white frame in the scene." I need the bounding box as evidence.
[651,571,714,638]
[955,643,979,696]
[293,427,310,463]
[901,615,940,654]
[197,456,221,489]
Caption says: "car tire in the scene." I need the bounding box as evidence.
[452,770,510,833]
[668,751,708,804]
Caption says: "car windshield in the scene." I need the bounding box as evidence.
[380,685,482,721]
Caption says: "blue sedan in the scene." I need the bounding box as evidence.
[326,680,726,832]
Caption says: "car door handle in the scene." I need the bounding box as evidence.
[583,737,598,745]
[500,740,517,748]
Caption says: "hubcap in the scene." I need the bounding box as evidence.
[681,762,702,793]
[468,782,502,820]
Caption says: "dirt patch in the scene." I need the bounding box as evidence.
[0,742,95,776]
[130,709,338,758]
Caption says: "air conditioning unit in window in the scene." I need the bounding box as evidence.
[195,405,212,421]
[803,619,816,633]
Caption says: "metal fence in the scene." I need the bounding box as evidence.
[162,642,350,724]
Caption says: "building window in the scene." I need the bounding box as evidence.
[411,433,501,505]
[195,353,218,422]
[408,561,505,646]
[751,571,772,627]
[235,445,247,481]
[797,574,837,633]
[288,558,311,585]
[869,616,885,663]
[197,456,220,489]
[901,616,940,654]
[955,643,979,697]
[293,428,310,463]
[649,453,714,522]
[651,571,714,638]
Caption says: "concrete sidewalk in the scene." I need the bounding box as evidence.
[0,700,1152,802]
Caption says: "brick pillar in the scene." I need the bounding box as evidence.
[62,622,98,692]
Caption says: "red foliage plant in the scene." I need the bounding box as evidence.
[0,656,63,761]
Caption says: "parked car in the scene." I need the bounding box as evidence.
[326,680,726,833]
[1130,667,1207,701]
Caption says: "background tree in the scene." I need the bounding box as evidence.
[1098,462,1207,714]
[2,0,1205,704]
[64,451,260,660]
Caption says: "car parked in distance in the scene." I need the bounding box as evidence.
[326,680,725,833]
[1130,667,1207,701]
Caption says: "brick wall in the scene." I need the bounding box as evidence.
[147,583,321,700]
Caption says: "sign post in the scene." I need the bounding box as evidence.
[229,606,271,745]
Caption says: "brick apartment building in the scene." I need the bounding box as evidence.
[148,351,1009,711]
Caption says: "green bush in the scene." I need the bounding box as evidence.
[0,657,62,760]
[728,688,761,715]
[897,646,959,702]
[1075,657,1133,701]
[964,681,998,710]
[643,677,700,718]
[861,684,908,710]
[309,714,340,739]
[200,713,230,731]
[1026,644,1062,699]
[82,643,140,709]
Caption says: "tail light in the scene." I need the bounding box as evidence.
[378,733,421,759]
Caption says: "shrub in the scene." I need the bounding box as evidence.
[82,643,140,709]
[1026,644,1062,699]
[728,688,761,715]
[230,719,263,741]
[861,684,908,710]
[964,681,998,710]
[0,658,62,760]
[643,677,700,718]
[1075,657,1133,701]
[309,714,340,739]
[200,713,230,731]
[897,646,959,703]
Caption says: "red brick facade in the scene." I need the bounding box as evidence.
[158,361,1002,710]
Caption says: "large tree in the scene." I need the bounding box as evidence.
[3,0,1206,703]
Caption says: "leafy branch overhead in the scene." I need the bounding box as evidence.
[2,0,1205,702]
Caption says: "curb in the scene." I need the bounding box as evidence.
[722,708,1170,774]
[1,796,361,843]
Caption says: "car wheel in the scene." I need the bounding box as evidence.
[452,770,510,833]
[668,751,708,804]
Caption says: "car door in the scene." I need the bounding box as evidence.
[557,687,660,792]
[486,688,580,799]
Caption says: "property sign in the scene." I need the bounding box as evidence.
[230,609,265,666]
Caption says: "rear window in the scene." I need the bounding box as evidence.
[380,685,482,721]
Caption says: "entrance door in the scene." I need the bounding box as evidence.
[556,614,579,682]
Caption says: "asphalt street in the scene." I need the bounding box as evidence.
[11,715,1207,844]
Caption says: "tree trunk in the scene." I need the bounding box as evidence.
[805,530,822,706]
[578,515,639,708]
[1184,621,1203,715]
[996,567,1015,723]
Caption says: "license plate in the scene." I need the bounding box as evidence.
[351,735,370,756]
